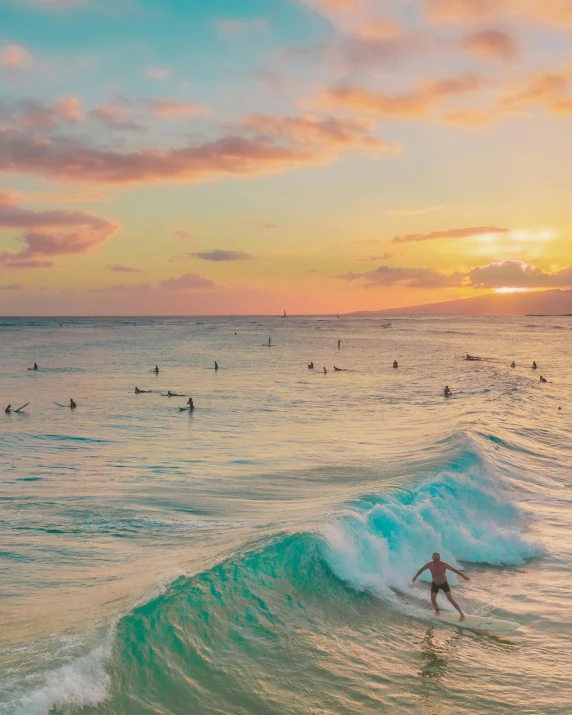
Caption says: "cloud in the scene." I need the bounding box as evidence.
[461,29,519,61]
[0,44,34,71]
[392,226,509,243]
[0,112,393,185]
[317,74,482,118]
[145,66,172,82]
[215,18,269,36]
[174,229,194,240]
[0,97,84,129]
[338,265,464,288]
[190,250,253,261]
[0,192,119,268]
[0,283,22,290]
[468,260,572,288]
[146,100,207,119]
[360,252,396,261]
[423,0,572,30]
[106,264,143,273]
[159,273,216,290]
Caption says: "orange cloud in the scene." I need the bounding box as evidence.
[147,100,207,119]
[318,74,481,118]
[461,29,519,61]
[339,265,465,288]
[469,260,572,288]
[424,0,572,29]
[0,44,34,70]
[0,113,393,185]
[0,192,119,268]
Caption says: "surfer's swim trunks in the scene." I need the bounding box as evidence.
[431,581,450,593]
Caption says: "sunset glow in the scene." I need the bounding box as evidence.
[1,0,571,314]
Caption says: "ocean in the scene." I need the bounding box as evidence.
[0,315,570,715]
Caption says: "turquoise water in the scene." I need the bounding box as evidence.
[1,316,571,714]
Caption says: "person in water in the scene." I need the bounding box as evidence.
[5,405,11,414]
[532,361,537,370]
[511,361,516,368]
[338,339,341,349]
[412,552,470,620]
[214,361,219,371]
[393,360,398,369]
[268,337,272,347]
[135,387,152,394]
[70,399,77,409]
[167,391,186,397]
[33,362,38,370]
[333,366,347,371]
[308,362,314,369]
[444,386,452,397]
[540,375,547,383]
[187,397,194,410]
[323,367,327,374]
[153,365,159,374]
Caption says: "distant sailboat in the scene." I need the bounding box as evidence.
[282,310,287,318]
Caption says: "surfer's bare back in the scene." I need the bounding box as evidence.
[412,552,470,621]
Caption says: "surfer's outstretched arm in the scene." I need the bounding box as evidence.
[412,562,431,582]
[443,563,470,581]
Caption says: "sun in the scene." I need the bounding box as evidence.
[494,287,530,294]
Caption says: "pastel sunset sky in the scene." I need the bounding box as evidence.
[1,0,571,314]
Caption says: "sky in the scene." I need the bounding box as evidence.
[0,0,571,315]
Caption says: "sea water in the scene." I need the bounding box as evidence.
[0,315,570,714]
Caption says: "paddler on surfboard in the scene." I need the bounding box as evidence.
[412,552,470,621]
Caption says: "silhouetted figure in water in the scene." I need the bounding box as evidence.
[444,386,452,397]
[323,367,327,374]
[334,366,347,371]
[338,339,341,349]
[268,337,272,347]
[466,354,481,361]
[135,387,152,394]
[33,362,38,370]
[153,365,159,374]
[532,361,537,370]
[187,397,194,410]
[5,405,11,414]
[393,360,398,369]
[167,391,186,397]
[308,362,314,369]
[511,361,516,368]
[70,399,77,409]
[214,361,219,371]
[540,375,547,383]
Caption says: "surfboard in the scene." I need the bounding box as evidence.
[436,611,520,632]
[15,403,29,412]
[52,401,67,407]
[179,407,194,411]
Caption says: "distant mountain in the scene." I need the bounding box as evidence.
[349,289,572,316]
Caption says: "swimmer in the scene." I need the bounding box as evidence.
[167,391,186,397]
[393,360,398,369]
[532,361,537,370]
[444,386,452,397]
[540,375,547,383]
[153,365,159,374]
[135,387,152,394]
[70,399,77,409]
[511,361,516,368]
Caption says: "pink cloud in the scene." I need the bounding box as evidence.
[424,0,572,29]
[147,100,207,119]
[174,229,194,240]
[0,192,119,268]
[338,265,465,288]
[392,226,509,243]
[159,273,216,290]
[106,264,143,273]
[461,29,519,61]
[0,112,393,185]
[469,260,572,288]
[0,44,34,70]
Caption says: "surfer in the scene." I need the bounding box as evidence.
[540,375,547,383]
[70,399,77,409]
[444,386,452,397]
[338,339,341,349]
[393,360,398,369]
[135,387,152,394]
[214,361,219,371]
[532,361,537,370]
[268,337,272,347]
[308,362,314,370]
[167,391,186,397]
[5,405,11,414]
[153,365,159,374]
[187,398,194,410]
[323,367,327,374]
[466,354,481,361]
[511,361,516,368]
[33,362,38,370]
[333,366,347,372]
[412,552,470,621]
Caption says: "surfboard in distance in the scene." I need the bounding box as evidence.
[178,407,194,411]
[15,403,29,412]
[436,611,520,632]
[52,401,67,407]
